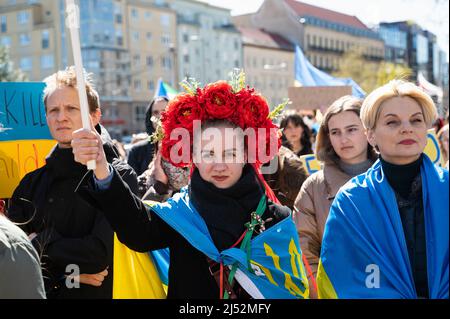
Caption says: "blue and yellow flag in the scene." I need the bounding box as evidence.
[148,189,309,299]
[317,154,449,299]
[0,82,56,198]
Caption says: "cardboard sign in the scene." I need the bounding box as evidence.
[425,129,444,166]
[0,82,56,198]
[300,154,322,176]
[288,86,352,111]
[299,129,444,177]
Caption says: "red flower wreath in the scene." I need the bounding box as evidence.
[158,73,286,168]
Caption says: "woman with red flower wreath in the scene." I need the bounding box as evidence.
[71,72,310,299]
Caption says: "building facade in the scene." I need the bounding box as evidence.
[166,0,243,86]
[233,0,385,74]
[377,23,408,65]
[238,26,295,108]
[0,0,177,136]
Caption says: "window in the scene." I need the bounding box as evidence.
[20,57,32,71]
[134,80,142,91]
[1,16,6,33]
[183,54,189,63]
[134,105,146,122]
[17,11,30,25]
[116,29,123,46]
[234,39,239,50]
[133,54,140,66]
[132,31,139,41]
[20,33,31,46]
[148,80,154,91]
[160,14,170,27]
[183,33,189,43]
[145,11,152,20]
[41,54,54,69]
[42,30,50,49]
[1,36,11,47]
[146,32,152,41]
[115,14,122,24]
[131,8,138,19]
[161,56,171,69]
[161,34,170,45]
[146,56,153,66]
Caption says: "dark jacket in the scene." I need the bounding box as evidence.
[0,215,46,299]
[395,175,428,298]
[7,137,138,299]
[127,139,155,176]
[77,167,291,299]
[263,146,308,210]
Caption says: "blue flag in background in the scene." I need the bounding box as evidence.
[294,45,365,98]
[155,78,178,100]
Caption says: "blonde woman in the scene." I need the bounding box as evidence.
[293,95,377,298]
[317,80,448,299]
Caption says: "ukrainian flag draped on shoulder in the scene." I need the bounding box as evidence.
[147,188,309,299]
[317,154,449,299]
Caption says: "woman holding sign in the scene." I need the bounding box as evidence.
[317,80,449,298]
[72,75,310,299]
[293,95,377,298]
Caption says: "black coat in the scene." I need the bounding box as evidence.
[127,139,155,176]
[77,167,291,299]
[7,141,138,299]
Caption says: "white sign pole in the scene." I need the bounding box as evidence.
[65,0,95,170]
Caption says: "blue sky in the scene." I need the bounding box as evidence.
[200,0,449,61]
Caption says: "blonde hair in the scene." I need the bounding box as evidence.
[316,95,377,165]
[43,66,100,113]
[361,80,437,130]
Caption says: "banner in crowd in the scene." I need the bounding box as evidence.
[300,129,444,176]
[288,86,352,111]
[0,82,55,198]
[294,45,365,98]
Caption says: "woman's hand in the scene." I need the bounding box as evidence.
[71,128,109,180]
[152,151,169,185]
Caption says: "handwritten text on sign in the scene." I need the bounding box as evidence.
[0,82,55,198]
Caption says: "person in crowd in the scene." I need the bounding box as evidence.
[71,79,309,299]
[7,66,138,299]
[437,124,449,167]
[317,80,448,299]
[293,95,377,298]
[128,97,169,176]
[1,200,46,299]
[280,113,313,156]
[262,146,308,210]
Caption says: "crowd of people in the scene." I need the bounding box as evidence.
[0,66,448,299]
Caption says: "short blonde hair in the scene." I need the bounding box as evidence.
[316,95,377,164]
[361,80,437,130]
[43,66,100,113]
